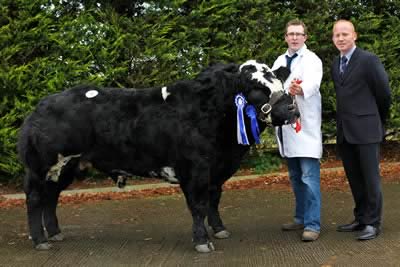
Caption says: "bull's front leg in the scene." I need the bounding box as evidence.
[180,161,215,253]
[208,183,231,239]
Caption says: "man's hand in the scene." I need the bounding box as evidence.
[289,78,303,96]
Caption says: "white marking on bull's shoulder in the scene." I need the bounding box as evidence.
[46,153,81,182]
[161,86,170,101]
[85,90,99,98]
[240,60,283,97]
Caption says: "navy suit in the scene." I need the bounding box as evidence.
[331,47,391,227]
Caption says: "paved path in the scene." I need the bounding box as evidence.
[1,174,269,200]
[1,181,400,266]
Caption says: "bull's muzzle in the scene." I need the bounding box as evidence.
[257,91,285,123]
[257,92,300,125]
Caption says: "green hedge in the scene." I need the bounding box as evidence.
[1,0,399,182]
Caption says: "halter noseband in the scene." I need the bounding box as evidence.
[259,91,298,125]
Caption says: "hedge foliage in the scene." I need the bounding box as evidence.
[1,0,399,181]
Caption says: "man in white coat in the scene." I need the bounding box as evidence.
[271,19,323,241]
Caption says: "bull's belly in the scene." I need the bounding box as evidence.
[89,153,177,178]
[45,151,180,184]
[45,139,247,185]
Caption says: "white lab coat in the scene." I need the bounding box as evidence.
[271,44,323,159]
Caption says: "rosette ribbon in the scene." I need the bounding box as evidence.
[245,105,261,144]
[235,93,249,145]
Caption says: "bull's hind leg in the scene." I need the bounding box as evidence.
[24,172,51,250]
[43,158,78,242]
[180,162,215,253]
[208,183,231,239]
[43,183,63,242]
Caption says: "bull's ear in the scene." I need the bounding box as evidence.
[273,66,290,82]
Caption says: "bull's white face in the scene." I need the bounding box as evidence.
[238,60,299,126]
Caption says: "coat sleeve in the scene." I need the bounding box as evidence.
[301,53,323,99]
[367,55,391,124]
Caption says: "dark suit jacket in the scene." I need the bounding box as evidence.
[331,47,391,144]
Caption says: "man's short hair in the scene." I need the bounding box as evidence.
[285,19,308,35]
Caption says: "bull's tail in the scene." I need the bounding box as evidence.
[17,123,43,183]
[17,122,30,166]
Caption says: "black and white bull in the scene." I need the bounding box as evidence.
[17,60,298,253]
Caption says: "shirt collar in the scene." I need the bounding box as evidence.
[286,44,307,57]
[341,45,356,61]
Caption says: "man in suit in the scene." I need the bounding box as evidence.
[331,19,391,240]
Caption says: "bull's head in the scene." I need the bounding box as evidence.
[238,60,300,126]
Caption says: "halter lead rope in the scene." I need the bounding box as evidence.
[291,79,302,133]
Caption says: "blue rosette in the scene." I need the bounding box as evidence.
[245,105,261,144]
[235,93,249,145]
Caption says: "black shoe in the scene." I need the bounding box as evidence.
[336,221,364,232]
[357,225,380,240]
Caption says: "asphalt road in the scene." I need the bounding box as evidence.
[1,182,400,266]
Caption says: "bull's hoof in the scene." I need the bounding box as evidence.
[194,241,215,253]
[35,242,52,250]
[214,229,231,239]
[48,233,64,242]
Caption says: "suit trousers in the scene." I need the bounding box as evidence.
[338,139,382,227]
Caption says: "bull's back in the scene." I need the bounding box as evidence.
[18,85,204,168]
[18,86,123,161]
